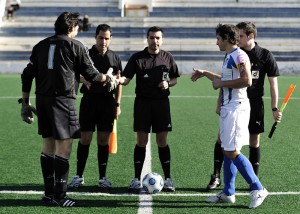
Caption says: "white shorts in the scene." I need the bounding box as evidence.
[220,101,250,151]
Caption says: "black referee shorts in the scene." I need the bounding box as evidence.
[134,97,172,133]
[79,93,115,132]
[36,95,80,140]
[248,98,264,134]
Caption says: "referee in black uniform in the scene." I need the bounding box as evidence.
[20,12,118,207]
[68,24,122,190]
[206,21,282,190]
[119,26,180,192]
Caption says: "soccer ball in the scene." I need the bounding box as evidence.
[142,172,164,194]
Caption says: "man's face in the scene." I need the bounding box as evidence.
[216,35,226,51]
[147,31,163,53]
[238,29,250,48]
[95,30,111,52]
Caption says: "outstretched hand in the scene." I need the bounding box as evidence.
[191,68,205,82]
[105,67,119,92]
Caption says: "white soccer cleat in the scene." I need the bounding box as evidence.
[163,178,175,192]
[206,192,236,203]
[128,178,142,192]
[68,175,84,189]
[98,177,113,190]
[249,188,268,209]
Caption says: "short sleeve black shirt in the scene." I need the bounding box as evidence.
[80,45,123,94]
[243,43,280,98]
[123,47,180,99]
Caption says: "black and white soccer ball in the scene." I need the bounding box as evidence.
[142,172,164,194]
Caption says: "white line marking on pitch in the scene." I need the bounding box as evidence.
[1,190,300,197]
[138,134,152,214]
[1,95,300,100]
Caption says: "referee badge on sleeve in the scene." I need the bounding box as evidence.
[251,70,259,79]
[162,72,170,82]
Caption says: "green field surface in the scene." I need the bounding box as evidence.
[0,74,299,214]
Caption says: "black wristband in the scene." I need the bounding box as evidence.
[272,107,278,112]
[18,98,29,104]
[115,102,120,107]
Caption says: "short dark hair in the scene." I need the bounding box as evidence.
[54,12,80,35]
[216,24,239,45]
[147,26,164,37]
[95,24,112,37]
[236,21,257,38]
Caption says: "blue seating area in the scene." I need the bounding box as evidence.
[13,6,300,18]
[1,1,299,74]
[1,27,300,39]
[150,7,300,17]
[13,6,121,17]
[1,50,299,62]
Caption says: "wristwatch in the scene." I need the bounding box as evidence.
[115,102,120,107]
[272,107,278,112]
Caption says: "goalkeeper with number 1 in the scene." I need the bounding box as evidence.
[20,12,119,208]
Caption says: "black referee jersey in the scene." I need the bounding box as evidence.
[80,45,122,95]
[243,43,280,99]
[123,47,180,99]
[21,34,103,99]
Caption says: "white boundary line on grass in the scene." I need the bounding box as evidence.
[1,190,300,197]
[138,134,152,214]
[1,95,300,100]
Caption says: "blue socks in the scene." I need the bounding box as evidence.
[233,153,263,191]
[223,156,237,196]
[223,153,263,195]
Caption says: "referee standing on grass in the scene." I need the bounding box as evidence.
[118,26,180,193]
[20,12,118,207]
[68,24,123,190]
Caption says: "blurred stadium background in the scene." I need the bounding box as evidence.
[1,1,300,213]
[0,0,300,75]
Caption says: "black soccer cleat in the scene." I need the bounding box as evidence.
[206,174,221,190]
[53,195,85,207]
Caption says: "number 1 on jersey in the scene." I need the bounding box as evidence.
[47,44,56,69]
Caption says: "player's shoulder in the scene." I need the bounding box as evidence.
[158,49,176,62]
[129,49,145,60]
[70,37,86,49]
[106,49,121,58]
[236,48,250,63]
[159,49,173,56]
[254,43,272,56]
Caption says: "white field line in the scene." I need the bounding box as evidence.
[1,190,300,197]
[1,95,300,100]
[138,134,152,214]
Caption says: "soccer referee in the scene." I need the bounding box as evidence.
[118,26,180,193]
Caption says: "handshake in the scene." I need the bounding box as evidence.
[104,67,120,92]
